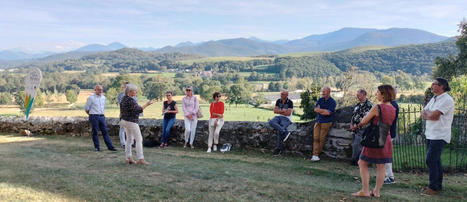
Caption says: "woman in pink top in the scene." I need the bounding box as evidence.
[182,86,199,149]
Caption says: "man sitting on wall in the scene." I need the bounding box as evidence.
[269,90,293,156]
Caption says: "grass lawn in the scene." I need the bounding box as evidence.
[393,144,467,171]
[178,56,274,65]
[1,133,466,201]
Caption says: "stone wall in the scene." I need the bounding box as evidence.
[0,107,354,159]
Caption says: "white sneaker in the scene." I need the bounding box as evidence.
[213,145,217,151]
[310,155,320,162]
[207,148,212,153]
[283,132,291,142]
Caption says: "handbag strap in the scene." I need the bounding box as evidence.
[377,104,383,126]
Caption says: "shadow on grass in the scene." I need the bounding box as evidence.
[1,133,466,201]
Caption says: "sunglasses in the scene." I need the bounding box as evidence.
[186,89,192,91]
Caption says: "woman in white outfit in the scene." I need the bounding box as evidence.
[119,84,153,165]
[207,92,224,153]
[182,86,199,149]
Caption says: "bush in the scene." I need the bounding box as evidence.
[0,92,12,104]
[65,89,78,104]
[300,85,321,120]
[13,91,28,116]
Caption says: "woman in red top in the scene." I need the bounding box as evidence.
[352,85,396,198]
[207,92,224,153]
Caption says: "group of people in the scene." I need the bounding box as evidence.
[267,78,454,197]
[347,78,454,197]
[84,84,225,165]
[85,77,455,198]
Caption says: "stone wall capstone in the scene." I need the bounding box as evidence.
[0,107,354,159]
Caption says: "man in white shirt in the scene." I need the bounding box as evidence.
[421,78,454,195]
[85,85,116,152]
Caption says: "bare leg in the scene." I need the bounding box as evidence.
[360,160,371,194]
[373,164,385,197]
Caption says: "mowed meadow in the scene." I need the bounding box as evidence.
[0,89,303,122]
[1,133,466,201]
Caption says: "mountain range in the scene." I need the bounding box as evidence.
[154,28,448,56]
[0,27,450,62]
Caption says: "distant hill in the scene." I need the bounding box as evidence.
[322,40,457,74]
[156,38,289,56]
[285,28,378,51]
[23,48,203,72]
[175,41,196,47]
[285,28,448,51]
[0,50,55,61]
[265,40,457,80]
[74,42,126,52]
[152,28,448,56]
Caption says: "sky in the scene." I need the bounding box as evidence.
[0,0,465,52]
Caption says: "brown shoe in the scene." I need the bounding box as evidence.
[421,187,438,196]
[136,159,149,165]
[125,158,136,165]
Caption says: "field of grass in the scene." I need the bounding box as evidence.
[178,56,274,65]
[279,51,327,57]
[0,103,303,122]
[1,133,466,201]
[336,46,389,53]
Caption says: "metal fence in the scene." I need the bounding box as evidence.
[393,102,467,172]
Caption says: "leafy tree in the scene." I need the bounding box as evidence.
[65,89,78,104]
[0,92,12,104]
[300,85,321,120]
[450,74,467,107]
[336,67,378,106]
[106,87,119,105]
[199,84,222,103]
[381,75,396,86]
[252,94,267,108]
[144,82,169,101]
[433,19,467,79]
[13,91,28,116]
[227,84,251,106]
[34,90,45,107]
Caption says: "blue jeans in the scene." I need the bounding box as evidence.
[89,115,114,150]
[161,118,176,144]
[351,129,364,162]
[426,139,446,191]
[269,116,291,150]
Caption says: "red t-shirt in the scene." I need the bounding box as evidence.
[210,101,224,118]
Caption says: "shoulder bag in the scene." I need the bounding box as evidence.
[360,105,391,148]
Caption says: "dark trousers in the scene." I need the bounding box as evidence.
[269,116,291,150]
[426,139,446,191]
[351,129,364,162]
[161,118,176,144]
[89,115,114,150]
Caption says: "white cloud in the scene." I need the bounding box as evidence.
[0,0,465,50]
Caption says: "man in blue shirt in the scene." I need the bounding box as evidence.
[311,86,336,162]
[85,85,116,152]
